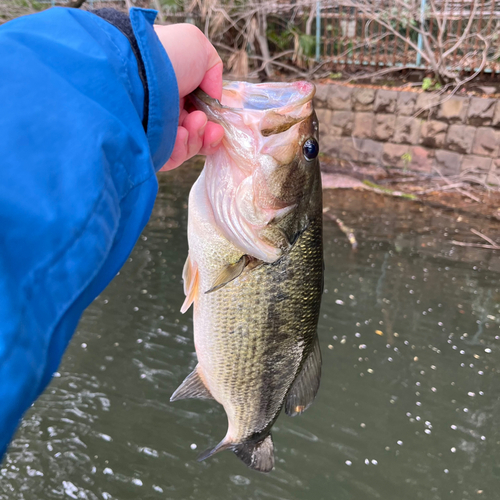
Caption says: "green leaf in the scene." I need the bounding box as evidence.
[422,77,432,91]
[299,34,316,58]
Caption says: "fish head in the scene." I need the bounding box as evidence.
[191,81,321,263]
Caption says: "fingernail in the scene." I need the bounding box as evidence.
[198,123,206,138]
[210,136,223,149]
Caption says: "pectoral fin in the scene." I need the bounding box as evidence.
[170,364,214,402]
[180,253,199,314]
[206,255,260,294]
[285,335,322,416]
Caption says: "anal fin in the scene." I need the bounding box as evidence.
[285,334,322,416]
[170,364,213,402]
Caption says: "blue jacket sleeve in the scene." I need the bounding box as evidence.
[0,7,179,457]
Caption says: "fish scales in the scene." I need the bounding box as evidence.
[171,81,323,473]
[199,218,322,437]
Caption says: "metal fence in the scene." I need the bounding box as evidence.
[316,0,500,74]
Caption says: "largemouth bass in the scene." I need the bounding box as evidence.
[171,81,323,473]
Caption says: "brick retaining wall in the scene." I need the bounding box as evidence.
[314,84,500,184]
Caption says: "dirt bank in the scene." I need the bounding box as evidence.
[321,153,500,222]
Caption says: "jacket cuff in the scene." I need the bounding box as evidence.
[130,8,179,171]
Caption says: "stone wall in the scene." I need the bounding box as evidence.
[314,83,500,184]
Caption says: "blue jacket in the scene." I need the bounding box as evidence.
[0,7,178,457]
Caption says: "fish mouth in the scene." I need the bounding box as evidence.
[192,81,315,113]
[191,81,316,138]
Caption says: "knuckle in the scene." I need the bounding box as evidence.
[185,24,206,44]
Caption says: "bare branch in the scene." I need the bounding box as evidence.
[249,51,307,77]
[451,240,500,250]
[442,0,478,59]
[305,3,315,36]
[470,228,498,247]
[346,65,415,82]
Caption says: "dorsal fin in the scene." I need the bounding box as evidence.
[285,334,321,416]
[170,365,214,402]
[180,253,199,313]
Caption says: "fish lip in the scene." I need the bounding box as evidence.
[191,87,222,109]
[191,81,316,113]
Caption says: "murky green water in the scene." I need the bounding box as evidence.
[2,164,500,500]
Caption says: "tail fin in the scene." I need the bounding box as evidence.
[233,434,274,473]
[198,434,275,473]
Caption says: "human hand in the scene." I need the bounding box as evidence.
[154,24,224,171]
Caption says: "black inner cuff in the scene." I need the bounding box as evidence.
[92,8,149,132]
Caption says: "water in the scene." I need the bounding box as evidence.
[2,163,500,500]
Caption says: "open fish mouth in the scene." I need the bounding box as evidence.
[193,80,316,112]
[190,81,316,141]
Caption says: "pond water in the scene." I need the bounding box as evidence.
[2,163,500,500]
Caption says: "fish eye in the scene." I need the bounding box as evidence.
[303,138,319,161]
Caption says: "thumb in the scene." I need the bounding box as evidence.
[154,24,223,100]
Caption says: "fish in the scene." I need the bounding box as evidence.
[170,81,323,473]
